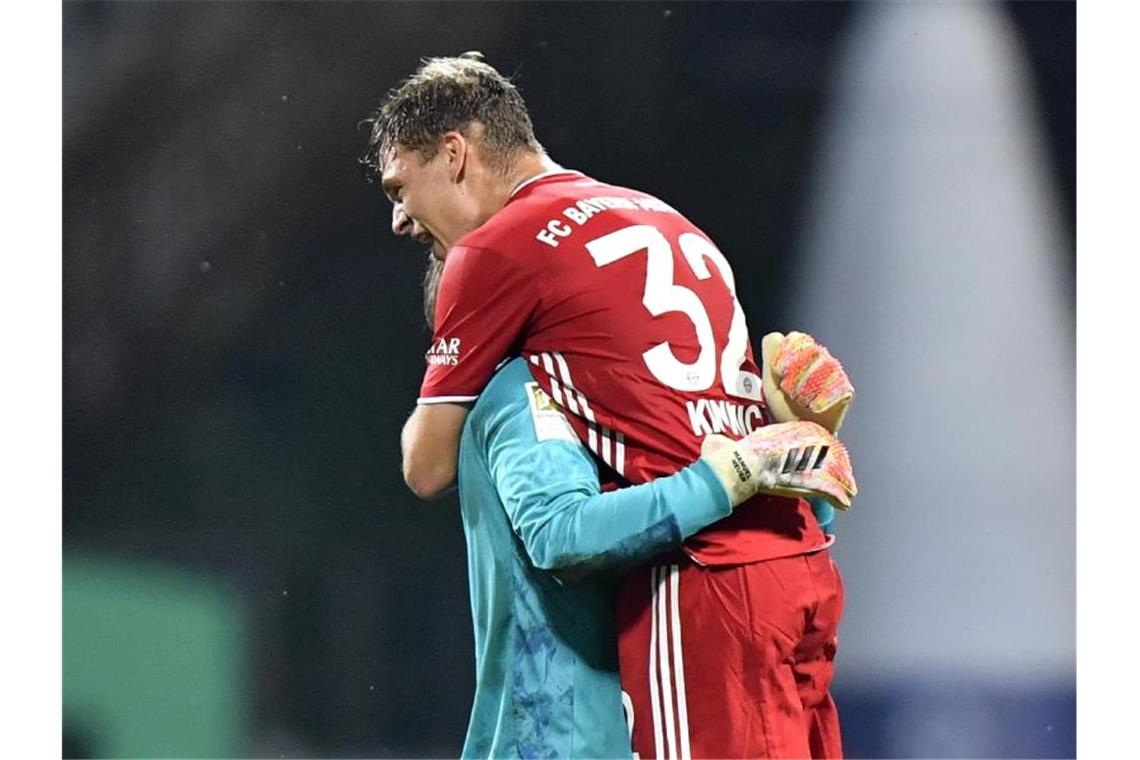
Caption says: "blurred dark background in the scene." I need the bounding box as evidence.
[63,2,1075,757]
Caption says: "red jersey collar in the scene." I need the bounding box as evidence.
[507,169,586,200]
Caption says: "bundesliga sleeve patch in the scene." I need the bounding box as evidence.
[524,382,578,443]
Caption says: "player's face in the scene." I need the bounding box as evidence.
[381,145,466,261]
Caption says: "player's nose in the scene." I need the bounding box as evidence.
[392,205,413,237]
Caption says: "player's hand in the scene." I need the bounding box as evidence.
[700,423,857,511]
[761,331,853,434]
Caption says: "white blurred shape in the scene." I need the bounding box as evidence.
[791,1,1073,681]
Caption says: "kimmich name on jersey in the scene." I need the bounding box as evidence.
[419,169,826,565]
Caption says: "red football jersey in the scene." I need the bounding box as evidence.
[419,170,825,564]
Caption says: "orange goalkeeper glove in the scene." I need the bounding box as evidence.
[700,422,857,511]
[761,331,854,434]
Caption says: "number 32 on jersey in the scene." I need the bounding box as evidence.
[586,224,762,401]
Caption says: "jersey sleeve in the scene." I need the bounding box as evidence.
[418,245,539,404]
[808,496,836,536]
[479,367,733,583]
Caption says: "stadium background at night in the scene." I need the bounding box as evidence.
[58,3,1076,757]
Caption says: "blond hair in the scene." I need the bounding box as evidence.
[361,52,541,179]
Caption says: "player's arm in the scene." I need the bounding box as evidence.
[401,403,471,499]
[482,387,731,582]
[757,332,853,527]
[808,496,836,535]
[405,245,538,499]
[482,365,854,582]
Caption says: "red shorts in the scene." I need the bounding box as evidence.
[616,550,844,759]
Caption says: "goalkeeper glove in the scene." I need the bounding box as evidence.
[700,422,857,511]
[761,331,854,434]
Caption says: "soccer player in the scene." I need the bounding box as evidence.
[362,53,854,758]
[454,357,851,756]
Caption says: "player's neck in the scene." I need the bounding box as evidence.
[505,153,564,198]
[472,152,562,227]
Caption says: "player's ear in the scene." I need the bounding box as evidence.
[441,131,467,183]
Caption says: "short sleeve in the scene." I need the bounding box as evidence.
[418,245,539,404]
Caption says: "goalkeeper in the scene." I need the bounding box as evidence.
[456,356,854,758]
[363,53,857,757]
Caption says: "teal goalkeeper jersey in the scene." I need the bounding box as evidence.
[457,358,733,758]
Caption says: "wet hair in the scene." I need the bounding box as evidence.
[360,51,541,181]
